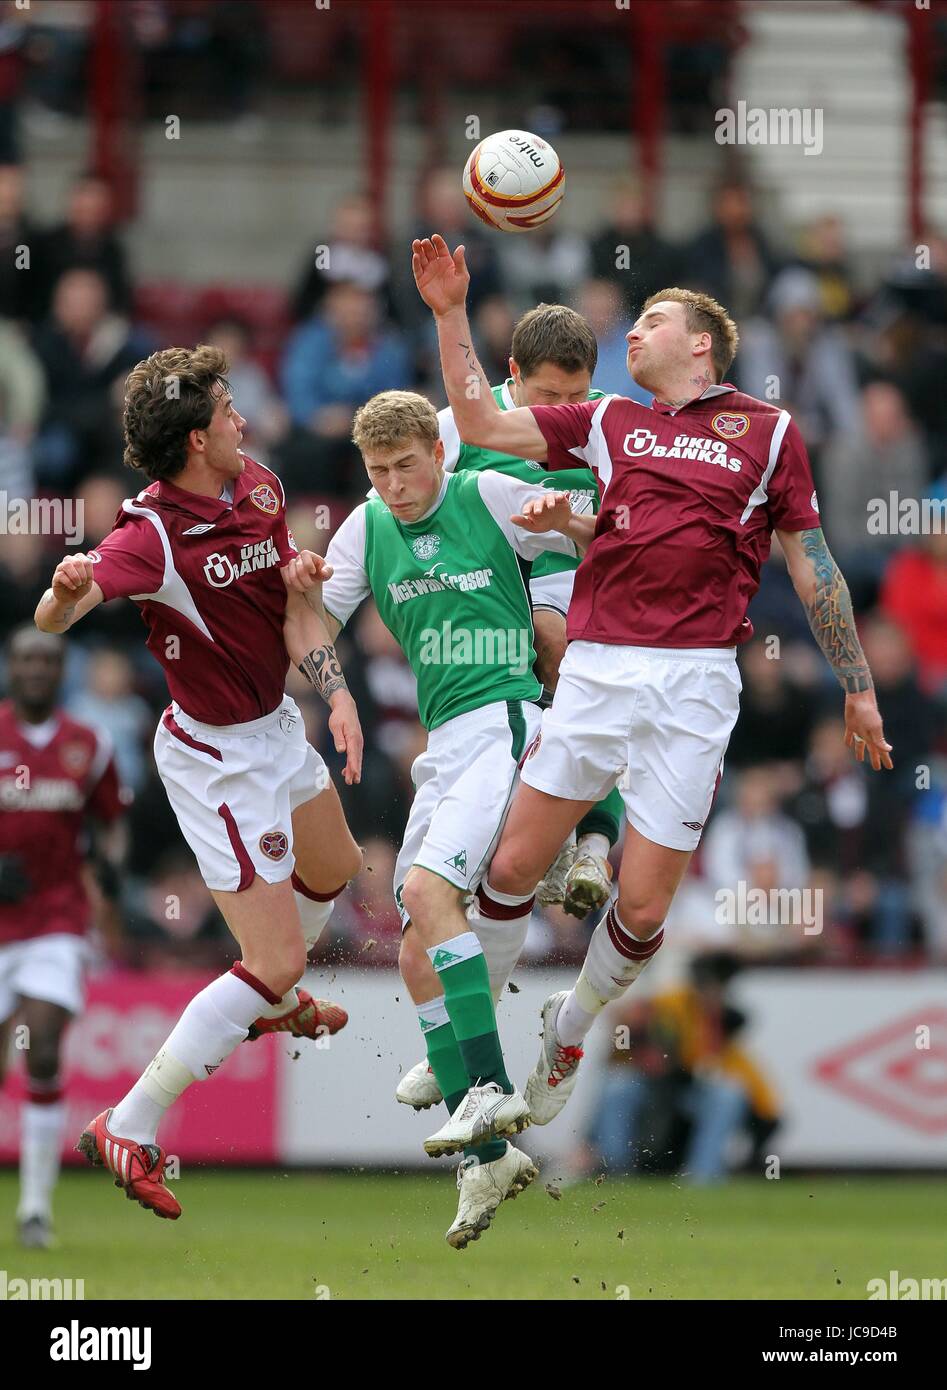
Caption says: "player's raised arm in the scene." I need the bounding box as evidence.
[778,526,893,772]
[281,556,363,785]
[412,234,547,460]
[35,554,105,633]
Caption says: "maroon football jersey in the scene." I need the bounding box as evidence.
[0,703,127,944]
[89,455,298,724]
[531,386,820,648]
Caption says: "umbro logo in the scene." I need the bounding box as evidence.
[682,820,704,832]
[182,522,216,536]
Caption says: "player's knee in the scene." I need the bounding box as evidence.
[487,842,537,897]
[247,939,308,997]
[25,1037,62,1081]
[338,839,364,885]
[400,872,436,937]
[615,897,667,941]
[398,928,434,996]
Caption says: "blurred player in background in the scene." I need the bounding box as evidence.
[414,233,893,1129]
[437,301,624,918]
[34,347,363,1221]
[0,627,127,1248]
[321,389,592,1246]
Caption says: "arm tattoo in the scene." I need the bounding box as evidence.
[298,644,349,704]
[460,339,489,398]
[799,528,872,694]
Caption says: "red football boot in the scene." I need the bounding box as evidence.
[246,987,348,1041]
[76,1110,181,1220]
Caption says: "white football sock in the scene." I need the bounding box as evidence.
[109,968,280,1145]
[293,887,338,950]
[18,1100,66,1221]
[471,880,533,998]
[556,904,665,1046]
[576,831,610,861]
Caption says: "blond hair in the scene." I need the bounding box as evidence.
[351,390,439,456]
[641,287,740,382]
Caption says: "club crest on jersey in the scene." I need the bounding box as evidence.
[259,829,289,861]
[710,412,750,440]
[249,482,280,516]
[411,533,440,562]
[60,741,90,775]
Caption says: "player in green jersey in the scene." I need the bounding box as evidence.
[320,390,594,1247]
[438,304,624,919]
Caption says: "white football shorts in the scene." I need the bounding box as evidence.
[0,933,90,1019]
[521,640,742,852]
[529,567,575,617]
[394,698,541,926]
[153,695,329,893]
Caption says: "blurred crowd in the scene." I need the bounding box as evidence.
[1,36,947,979]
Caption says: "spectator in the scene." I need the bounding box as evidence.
[880,483,947,696]
[736,268,861,466]
[589,953,780,1181]
[0,317,44,498]
[68,648,151,794]
[820,380,929,606]
[329,835,402,965]
[32,267,146,488]
[589,178,678,314]
[471,295,517,389]
[795,213,858,322]
[279,281,409,492]
[291,193,393,324]
[702,766,813,960]
[0,163,44,321]
[37,172,131,315]
[727,636,816,770]
[204,316,288,458]
[576,277,651,402]
[686,181,780,320]
[404,167,502,318]
[498,222,591,314]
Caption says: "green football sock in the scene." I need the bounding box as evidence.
[428,932,512,1094]
[577,785,623,847]
[417,999,508,1163]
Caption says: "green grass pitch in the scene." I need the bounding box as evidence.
[1,1169,942,1300]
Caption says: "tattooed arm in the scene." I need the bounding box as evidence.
[778,527,893,771]
[412,233,548,458]
[35,555,104,632]
[281,554,363,784]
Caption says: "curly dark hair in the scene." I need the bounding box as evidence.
[122,345,231,482]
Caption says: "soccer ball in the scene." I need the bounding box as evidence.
[462,130,564,233]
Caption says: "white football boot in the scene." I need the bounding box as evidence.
[524,991,585,1125]
[446,1143,539,1249]
[536,832,577,906]
[423,1082,530,1158]
[395,1059,443,1110]
[563,851,613,918]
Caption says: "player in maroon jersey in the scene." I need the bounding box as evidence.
[413,234,893,1140]
[35,346,363,1219]
[0,627,128,1247]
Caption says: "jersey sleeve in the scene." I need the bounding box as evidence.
[476,470,578,562]
[322,505,371,628]
[765,415,822,532]
[529,397,615,473]
[438,405,462,474]
[89,518,165,601]
[84,730,130,822]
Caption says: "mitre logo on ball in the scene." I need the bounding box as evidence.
[463,129,565,233]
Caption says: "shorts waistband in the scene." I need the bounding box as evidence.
[573,641,737,663]
[168,698,294,738]
[427,698,536,748]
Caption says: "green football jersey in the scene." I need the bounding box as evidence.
[322,468,577,731]
[438,380,604,579]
